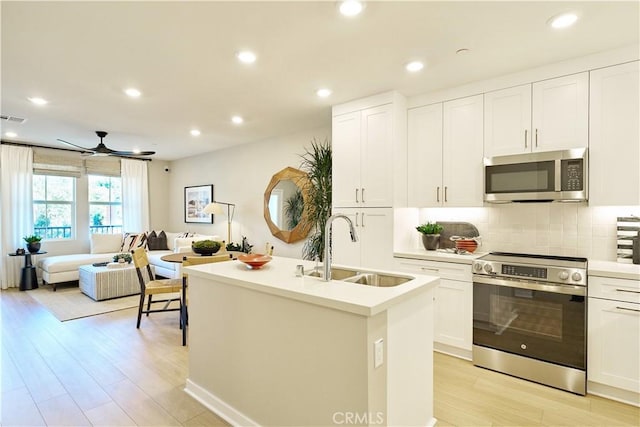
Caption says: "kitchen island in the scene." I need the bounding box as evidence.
[183,256,439,427]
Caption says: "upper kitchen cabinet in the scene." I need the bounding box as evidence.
[332,92,407,208]
[484,73,589,157]
[408,95,483,207]
[589,61,640,206]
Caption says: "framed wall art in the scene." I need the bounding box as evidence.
[184,184,214,223]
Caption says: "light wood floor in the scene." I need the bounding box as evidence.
[2,288,639,427]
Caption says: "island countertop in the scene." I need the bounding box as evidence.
[184,255,438,316]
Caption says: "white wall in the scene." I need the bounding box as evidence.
[395,205,640,261]
[167,126,330,259]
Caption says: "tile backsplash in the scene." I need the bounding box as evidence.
[397,204,640,261]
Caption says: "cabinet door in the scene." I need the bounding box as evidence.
[408,104,443,207]
[361,105,394,207]
[484,84,532,156]
[434,278,472,351]
[588,298,640,393]
[329,209,361,267]
[443,95,484,207]
[332,112,361,207]
[359,208,393,270]
[532,72,589,151]
[589,61,640,206]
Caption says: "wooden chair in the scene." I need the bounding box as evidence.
[131,247,183,330]
[180,253,232,345]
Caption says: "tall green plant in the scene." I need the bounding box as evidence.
[300,138,332,261]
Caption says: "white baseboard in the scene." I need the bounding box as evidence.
[587,381,640,407]
[184,379,260,426]
[434,342,472,361]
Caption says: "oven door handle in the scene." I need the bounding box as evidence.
[473,275,586,296]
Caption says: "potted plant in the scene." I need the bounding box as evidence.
[23,234,43,253]
[416,222,443,251]
[192,240,222,256]
[113,253,132,264]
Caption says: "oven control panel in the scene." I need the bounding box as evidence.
[473,260,586,286]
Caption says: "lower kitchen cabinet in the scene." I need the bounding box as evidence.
[588,275,640,406]
[331,207,393,270]
[395,257,472,360]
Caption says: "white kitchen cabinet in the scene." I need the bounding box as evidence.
[331,207,393,271]
[589,61,640,206]
[442,95,484,207]
[588,274,640,405]
[483,73,589,157]
[407,103,443,207]
[407,95,483,208]
[333,92,406,208]
[394,257,473,360]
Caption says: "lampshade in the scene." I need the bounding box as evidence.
[203,202,224,215]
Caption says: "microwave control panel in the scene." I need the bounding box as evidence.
[561,159,584,191]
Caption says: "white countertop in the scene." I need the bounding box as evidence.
[589,260,640,281]
[394,249,485,264]
[184,256,438,316]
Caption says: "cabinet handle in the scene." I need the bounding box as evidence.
[362,188,365,203]
[355,188,359,203]
[616,306,640,313]
[421,267,439,273]
[444,186,448,203]
[436,187,440,203]
[524,129,528,148]
[355,212,359,227]
[535,128,538,147]
[616,288,640,294]
[361,212,365,227]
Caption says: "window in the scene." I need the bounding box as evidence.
[88,175,122,234]
[33,175,76,239]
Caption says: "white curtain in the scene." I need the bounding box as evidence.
[121,159,149,233]
[0,145,33,289]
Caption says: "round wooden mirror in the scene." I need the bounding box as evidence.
[264,167,312,244]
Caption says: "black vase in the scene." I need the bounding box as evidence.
[421,234,440,251]
[27,242,41,254]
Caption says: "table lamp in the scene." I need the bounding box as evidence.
[203,201,235,244]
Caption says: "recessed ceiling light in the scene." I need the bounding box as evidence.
[406,61,425,72]
[5,132,17,138]
[316,88,332,98]
[124,88,141,98]
[549,12,578,29]
[236,51,257,64]
[231,115,244,124]
[190,129,201,136]
[28,97,48,105]
[339,0,364,17]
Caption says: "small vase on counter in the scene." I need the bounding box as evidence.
[416,222,444,251]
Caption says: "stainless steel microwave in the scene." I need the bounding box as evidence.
[484,148,588,203]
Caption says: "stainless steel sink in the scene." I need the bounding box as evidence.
[306,267,412,287]
[343,273,412,287]
[305,267,359,280]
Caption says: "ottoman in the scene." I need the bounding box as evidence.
[79,264,154,301]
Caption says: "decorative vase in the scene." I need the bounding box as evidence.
[27,242,41,254]
[421,234,440,251]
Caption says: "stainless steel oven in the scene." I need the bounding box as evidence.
[472,252,587,395]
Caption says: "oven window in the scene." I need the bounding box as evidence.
[473,282,585,369]
[486,161,555,193]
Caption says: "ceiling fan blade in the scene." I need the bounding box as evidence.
[111,150,156,156]
[57,138,93,152]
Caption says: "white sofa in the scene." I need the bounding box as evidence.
[38,232,221,291]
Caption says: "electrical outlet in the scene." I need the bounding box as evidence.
[374,338,384,368]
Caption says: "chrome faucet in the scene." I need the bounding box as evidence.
[323,214,358,281]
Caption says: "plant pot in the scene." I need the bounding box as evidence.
[27,242,41,253]
[421,234,440,251]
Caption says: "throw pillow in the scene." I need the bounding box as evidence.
[147,230,169,251]
[90,233,124,254]
[121,232,147,252]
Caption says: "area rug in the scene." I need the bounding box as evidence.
[27,286,139,322]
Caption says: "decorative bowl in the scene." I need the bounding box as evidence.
[455,239,478,253]
[192,240,221,256]
[237,254,272,269]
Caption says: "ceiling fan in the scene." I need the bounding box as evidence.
[57,131,155,158]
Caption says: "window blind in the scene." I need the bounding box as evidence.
[85,157,121,177]
[33,149,83,177]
